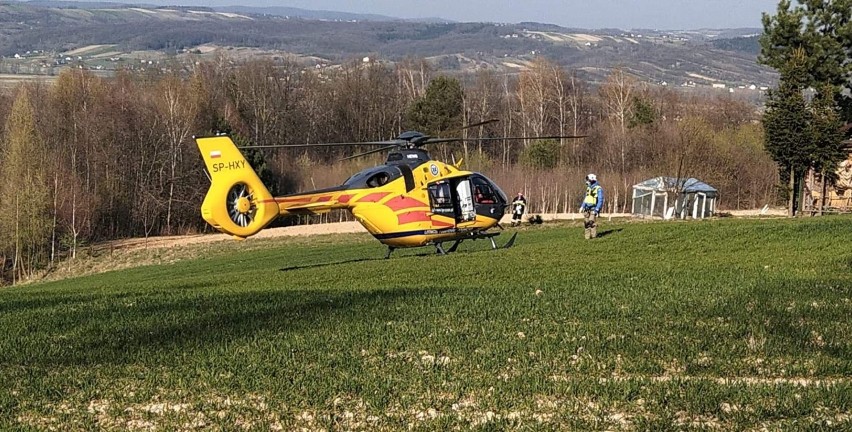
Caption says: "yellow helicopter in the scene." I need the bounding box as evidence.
[195,121,583,257]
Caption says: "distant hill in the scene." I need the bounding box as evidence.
[0,2,776,87]
[710,35,761,55]
[213,5,397,22]
[24,0,146,7]
[655,28,763,40]
[215,5,451,23]
[22,0,451,22]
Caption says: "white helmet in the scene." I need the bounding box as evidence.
[586,173,597,182]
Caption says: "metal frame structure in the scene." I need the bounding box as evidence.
[632,177,718,219]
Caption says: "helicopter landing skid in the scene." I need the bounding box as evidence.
[437,231,518,255]
[384,232,518,259]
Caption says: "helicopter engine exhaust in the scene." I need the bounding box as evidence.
[195,135,280,238]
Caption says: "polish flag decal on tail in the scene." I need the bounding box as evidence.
[210,150,222,159]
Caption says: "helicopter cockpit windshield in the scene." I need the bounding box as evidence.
[471,175,504,205]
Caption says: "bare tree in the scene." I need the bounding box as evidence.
[517,58,553,139]
[397,58,431,103]
[599,68,637,212]
[600,68,635,134]
[155,74,199,234]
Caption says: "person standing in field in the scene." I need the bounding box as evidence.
[511,192,527,226]
[579,174,604,239]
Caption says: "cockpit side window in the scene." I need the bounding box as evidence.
[366,172,390,188]
[343,165,402,189]
[471,176,497,204]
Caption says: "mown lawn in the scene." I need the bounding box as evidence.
[1,217,850,430]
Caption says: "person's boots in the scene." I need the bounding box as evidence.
[590,226,597,239]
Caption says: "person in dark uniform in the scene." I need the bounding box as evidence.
[511,192,527,226]
[579,174,604,239]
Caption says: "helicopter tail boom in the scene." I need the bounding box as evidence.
[196,135,280,238]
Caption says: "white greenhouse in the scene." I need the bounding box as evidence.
[632,177,718,219]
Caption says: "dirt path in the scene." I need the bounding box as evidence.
[106,209,786,253]
[109,222,368,251]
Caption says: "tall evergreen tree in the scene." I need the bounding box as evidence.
[763,51,812,216]
[761,0,852,119]
[405,76,464,135]
[809,84,847,214]
[628,96,658,129]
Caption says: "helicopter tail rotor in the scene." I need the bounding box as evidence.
[195,135,281,238]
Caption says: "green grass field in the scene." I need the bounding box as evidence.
[1,217,850,430]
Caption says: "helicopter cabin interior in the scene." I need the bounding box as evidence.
[427,174,505,223]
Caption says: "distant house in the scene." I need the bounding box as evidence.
[805,138,852,212]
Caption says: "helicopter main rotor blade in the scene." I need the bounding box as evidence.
[237,140,400,149]
[435,118,500,138]
[424,135,588,144]
[338,144,399,162]
[234,119,500,150]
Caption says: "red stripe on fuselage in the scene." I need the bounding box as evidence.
[384,196,427,212]
[397,211,432,224]
[358,192,390,203]
[278,197,312,203]
[431,219,454,228]
[337,194,353,204]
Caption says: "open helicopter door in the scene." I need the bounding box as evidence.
[455,178,476,222]
[427,176,476,224]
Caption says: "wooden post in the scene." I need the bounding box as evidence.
[650,191,656,218]
[819,169,827,216]
[631,188,636,214]
[788,166,795,217]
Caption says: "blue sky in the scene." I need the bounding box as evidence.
[152,0,782,29]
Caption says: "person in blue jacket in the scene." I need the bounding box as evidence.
[578,173,604,239]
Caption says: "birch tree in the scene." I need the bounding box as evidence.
[0,87,50,282]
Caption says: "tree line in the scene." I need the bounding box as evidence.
[0,55,779,284]
[760,0,852,216]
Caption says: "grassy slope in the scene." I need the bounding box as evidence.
[0,218,850,430]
